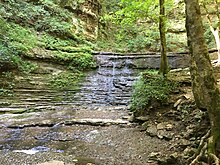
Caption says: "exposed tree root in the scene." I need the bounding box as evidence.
[187,130,220,165]
[209,153,220,165]
[187,130,210,164]
[189,142,207,165]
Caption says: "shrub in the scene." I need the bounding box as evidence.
[130,70,177,115]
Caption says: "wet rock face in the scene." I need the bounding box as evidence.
[79,53,189,106]
[59,0,101,40]
[74,63,139,106]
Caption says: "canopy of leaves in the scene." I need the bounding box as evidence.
[98,0,188,53]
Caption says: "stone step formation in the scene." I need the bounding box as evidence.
[0,55,141,112]
[0,53,190,110]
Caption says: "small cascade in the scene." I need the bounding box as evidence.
[69,55,140,106]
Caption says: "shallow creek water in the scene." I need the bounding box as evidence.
[0,57,169,165]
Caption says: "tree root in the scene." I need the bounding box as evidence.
[189,142,207,165]
[209,153,219,165]
[187,130,220,165]
[188,130,210,164]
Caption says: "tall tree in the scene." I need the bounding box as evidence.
[159,0,169,75]
[111,0,170,75]
[185,0,220,163]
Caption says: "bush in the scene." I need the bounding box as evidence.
[130,70,177,115]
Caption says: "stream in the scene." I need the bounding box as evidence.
[0,55,172,165]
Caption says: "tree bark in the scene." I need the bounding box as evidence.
[159,0,169,76]
[185,0,220,159]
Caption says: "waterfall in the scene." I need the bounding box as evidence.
[70,55,139,106]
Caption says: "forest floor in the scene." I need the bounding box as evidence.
[0,62,218,165]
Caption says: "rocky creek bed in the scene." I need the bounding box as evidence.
[0,105,166,165]
[0,61,213,165]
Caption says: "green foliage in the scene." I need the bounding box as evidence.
[0,71,15,96]
[7,23,38,53]
[38,33,77,49]
[54,52,96,70]
[97,23,160,52]
[115,0,158,26]
[204,23,216,48]
[166,33,187,52]
[55,46,92,53]
[49,71,83,90]
[1,0,92,48]
[130,70,177,112]
[0,0,94,72]
[98,0,191,53]
[1,0,74,36]
[126,34,148,52]
[0,17,38,71]
[101,0,121,13]
[16,59,39,73]
[98,0,160,52]
[0,44,15,71]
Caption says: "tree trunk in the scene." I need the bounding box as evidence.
[185,0,220,159]
[159,0,169,76]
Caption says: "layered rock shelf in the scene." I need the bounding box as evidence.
[94,53,189,69]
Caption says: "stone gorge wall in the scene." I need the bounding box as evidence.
[59,0,101,40]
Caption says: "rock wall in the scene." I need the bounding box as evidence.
[94,53,190,69]
[60,0,101,40]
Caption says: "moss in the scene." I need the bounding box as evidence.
[55,46,93,53]
[0,71,15,96]
[207,89,220,155]
[53,51,96,69]
[48,71,84,90]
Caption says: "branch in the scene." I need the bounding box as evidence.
[199,130,211,150]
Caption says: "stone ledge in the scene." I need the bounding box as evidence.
[64,118,130,126]
[94,53,190,69]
